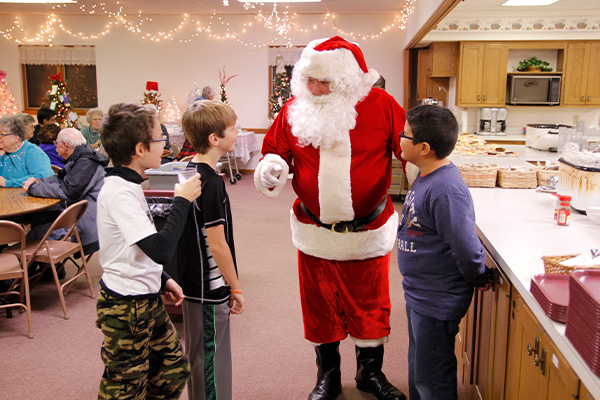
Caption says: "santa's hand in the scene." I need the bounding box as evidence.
[260,162,283,189]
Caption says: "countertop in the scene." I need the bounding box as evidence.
[470,187,600,397]
[450,145,559,166]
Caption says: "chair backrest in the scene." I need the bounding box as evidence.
[171,144,179,158]
[51,165,63,175]
[38,200,88,244]
[180,155,194,162]
[0,221,26,248]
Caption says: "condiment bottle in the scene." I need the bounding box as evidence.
[554,195,572,220]
[557,201,571,226]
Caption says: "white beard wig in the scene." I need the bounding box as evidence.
[288,38,378,150]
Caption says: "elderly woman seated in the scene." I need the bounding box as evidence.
[38,123,65,168]
[80,107,103,149]
[0,115,53,188]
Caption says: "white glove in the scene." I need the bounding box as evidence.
[260,162,283,189]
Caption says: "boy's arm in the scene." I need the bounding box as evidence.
[206,224,245,314]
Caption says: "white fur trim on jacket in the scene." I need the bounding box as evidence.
[254,154,290,198]
[290,209,399,261]
[318,132,353,224]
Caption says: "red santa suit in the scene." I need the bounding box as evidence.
[255,37,406,346]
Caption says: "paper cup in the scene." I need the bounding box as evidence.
[177,167,197,184]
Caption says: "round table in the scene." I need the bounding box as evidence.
[0,188,61,219]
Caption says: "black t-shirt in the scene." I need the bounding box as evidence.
[177,162,236,304]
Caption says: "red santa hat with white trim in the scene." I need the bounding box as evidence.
[294,36,380,87]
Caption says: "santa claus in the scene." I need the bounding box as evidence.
[255,36,406,400]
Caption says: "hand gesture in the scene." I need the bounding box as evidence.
[261,162,282,189]
[164,278,185,306]
[174,173,201,202]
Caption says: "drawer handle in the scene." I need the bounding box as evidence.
[483,94,487,101]
[582,96,585,102]
[588,96,591,102]
[477,95,481,101]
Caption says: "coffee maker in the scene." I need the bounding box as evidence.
[478,107,507,136]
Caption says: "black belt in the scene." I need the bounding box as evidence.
[300,196,388,233]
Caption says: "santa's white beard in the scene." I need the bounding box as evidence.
[288,76,371,149]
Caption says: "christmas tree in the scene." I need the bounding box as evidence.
[269,72,291,117]
[0,70,20,117]
[162,96,182,125]
[141,81,163,112]
[47,72,73,126]
[218,67,238,105]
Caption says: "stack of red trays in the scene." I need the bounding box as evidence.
[565,269,600,377]
[530,274,569,323]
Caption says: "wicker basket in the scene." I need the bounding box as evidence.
[458,164,498,188]
[497,168,537,189]
[542,254,600,274]
[537,168,559,187]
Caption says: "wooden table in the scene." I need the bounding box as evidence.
[0,188,61,219]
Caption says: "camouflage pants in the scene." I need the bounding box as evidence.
[96,289,190,400]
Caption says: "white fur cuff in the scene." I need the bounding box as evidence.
[254,153,290,198]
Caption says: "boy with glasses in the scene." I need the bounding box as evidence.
[396,105,492,400]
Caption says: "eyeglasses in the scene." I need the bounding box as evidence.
[398,131,423,143]
[0,133,16,138]
[146,134,167,144]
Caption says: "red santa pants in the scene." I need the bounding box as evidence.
[298,251,392,344]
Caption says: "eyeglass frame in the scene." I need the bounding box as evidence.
[0,132,17,138]
[398,131,424,144]
[146,134,168,144]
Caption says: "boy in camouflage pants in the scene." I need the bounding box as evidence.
[95,103,202,399]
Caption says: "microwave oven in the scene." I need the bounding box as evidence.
[506,75,561,105]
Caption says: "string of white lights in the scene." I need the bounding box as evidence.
[0,1,416,46]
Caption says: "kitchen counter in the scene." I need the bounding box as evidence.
[450,145,558,167]
[470,187,600,397]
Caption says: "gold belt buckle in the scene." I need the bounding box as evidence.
[331,222,349,233]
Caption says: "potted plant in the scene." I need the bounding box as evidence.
[517,56,553,72]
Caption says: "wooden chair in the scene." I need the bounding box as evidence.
[4,200,95,320]
[51,165,63,175]
[180,155,194,162]
[171,144,179,158]
[0,221,33,338]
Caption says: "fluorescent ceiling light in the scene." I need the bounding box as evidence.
[0,0,76,3]
[502,0,560,6]
[237,0,321,3]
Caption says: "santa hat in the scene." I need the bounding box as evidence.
[295,36,379,87]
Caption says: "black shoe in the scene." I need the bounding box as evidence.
[308,342,342,400]
[355,345,406,400]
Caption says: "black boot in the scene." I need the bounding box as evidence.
[355,345,406,400]
[308,341,342,400]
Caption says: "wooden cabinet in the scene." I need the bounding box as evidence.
[415,42,457,102]
[504,294,580,400]
[563,42,600,106]
[457,42,508,107]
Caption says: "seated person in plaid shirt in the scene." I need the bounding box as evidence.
[175,138,196,161]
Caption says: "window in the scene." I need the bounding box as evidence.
[268,46,303,119]
[20,45,98,112]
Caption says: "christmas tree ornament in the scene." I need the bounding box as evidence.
[218,66,238,105]
[0,70,20,117]
[47,72,74,126]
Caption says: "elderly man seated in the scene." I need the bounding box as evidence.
[0,115,54,188]
[23,128,109,255]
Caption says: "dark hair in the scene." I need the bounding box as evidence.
[38,123,61,144]
[100,103,157,166]
[373,75,386,90]
[182,100,237,155]
[37,107,57,124]
[406,105,458,159]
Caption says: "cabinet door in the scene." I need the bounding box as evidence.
[516,298,549,399]
[458,43,485,105]
[504,290,523,400]
[543,333,580,400]
[563,43,590,105]
[431,42,458,77]
[481,43,508,105]
[579,383,595,400]
[585,43,600,105]
[490,268,511,400]
[416,48,432,101]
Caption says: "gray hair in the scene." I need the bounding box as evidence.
[0,115,26,140]
[57,128,87,147]
[85,107,104,123]
[202,86,215,100]
[16,113,35,125]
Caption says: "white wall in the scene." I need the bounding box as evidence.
[0,13,411,130]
